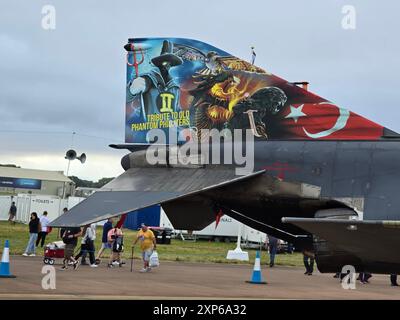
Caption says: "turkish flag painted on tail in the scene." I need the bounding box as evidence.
[280,102,383,140]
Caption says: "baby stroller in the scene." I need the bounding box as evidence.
[43,241,65,265]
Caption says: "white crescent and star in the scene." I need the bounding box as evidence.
[285,104,306,123]
[284,102,350,138]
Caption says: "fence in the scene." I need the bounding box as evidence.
[0,194,83,224]
[0,196,12,221]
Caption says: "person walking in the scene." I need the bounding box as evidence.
[303,250,315,275]
[390,274,398,286]
[358,272,372,284]
[8,201,17,225]
[133,223,157,273]
[267,235,278,267]
[36,211,50,248]
[75,224,97,267]
[22,212,41,257]
[95,218,113,265]
[61,226,82,270]
[107,227,124,268]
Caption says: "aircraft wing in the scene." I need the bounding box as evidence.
[282,217,400,264]
[49,167,266,227]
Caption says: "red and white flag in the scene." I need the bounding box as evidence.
[280,102,383,140]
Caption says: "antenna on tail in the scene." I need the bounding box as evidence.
[250,46,256,65]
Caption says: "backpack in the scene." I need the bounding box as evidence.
[62,229,74,244]
[112,235,124,252]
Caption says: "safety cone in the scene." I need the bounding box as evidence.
[246,250,266,284]
[0,240,16,278]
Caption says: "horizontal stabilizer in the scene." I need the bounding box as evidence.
[49,167,265,227]
[109,143,167,152]
[282,217,400,264]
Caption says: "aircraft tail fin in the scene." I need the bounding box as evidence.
[124,37,395,143]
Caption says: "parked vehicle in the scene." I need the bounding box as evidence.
[148,226,173,245]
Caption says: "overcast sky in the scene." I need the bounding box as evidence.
[1,0,399,180]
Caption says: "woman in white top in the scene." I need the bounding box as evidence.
[36,211,50,248]
[75,224,97,267]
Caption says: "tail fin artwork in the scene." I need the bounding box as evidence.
[125,37,393,144]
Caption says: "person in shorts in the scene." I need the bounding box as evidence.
[133,223,157,272]
[107,227,124,268]
[95,218,113,265]
[61,226,82,270]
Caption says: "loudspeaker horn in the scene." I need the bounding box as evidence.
[77,153,86,164]
[65,149,77,161]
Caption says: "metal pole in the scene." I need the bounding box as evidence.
[130,246,134,272]
[61,159,71,200]
[71,131,76,147]
[62,131,75,200]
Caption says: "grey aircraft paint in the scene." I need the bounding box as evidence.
[49,37,400,275]
[50,139,400,274]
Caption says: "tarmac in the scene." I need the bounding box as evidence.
[1,256,400,299]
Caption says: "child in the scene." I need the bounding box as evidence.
[107,227,124,268]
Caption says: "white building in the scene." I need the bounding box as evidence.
[0,166,74,197]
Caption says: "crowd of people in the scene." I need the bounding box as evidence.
[7,201,400,284]
[14,205,157,273]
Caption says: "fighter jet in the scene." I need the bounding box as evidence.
[50,38,400,275]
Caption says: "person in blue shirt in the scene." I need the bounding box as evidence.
[95,218,113,265]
